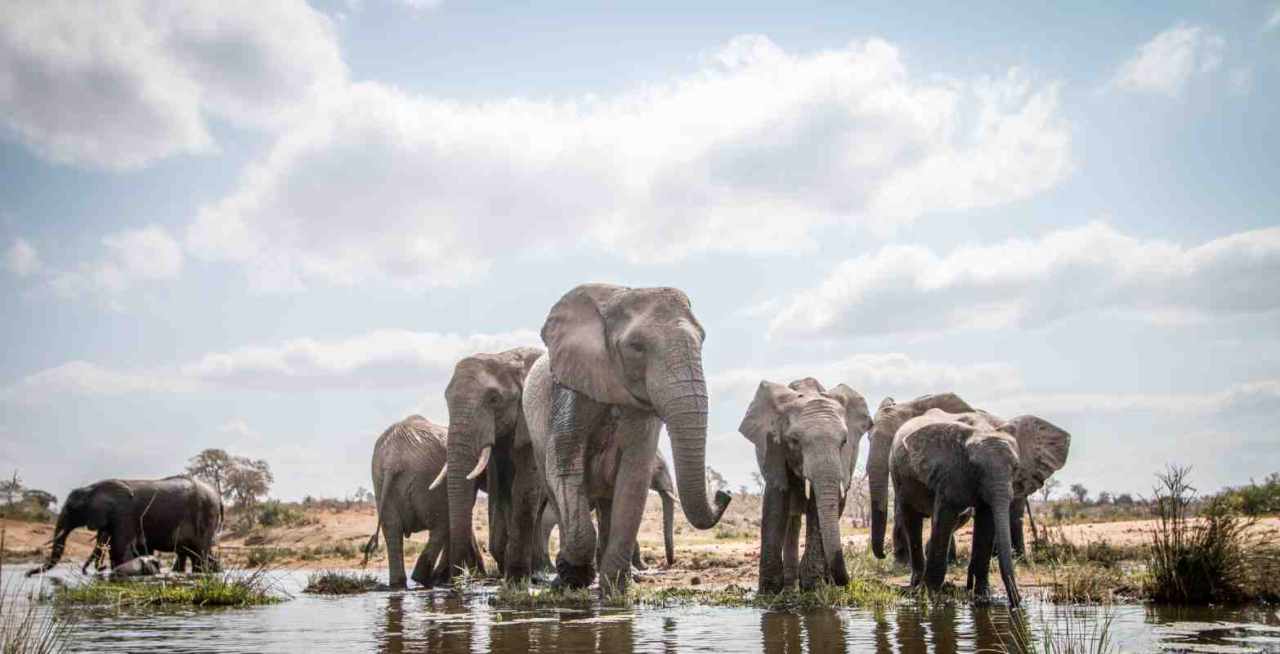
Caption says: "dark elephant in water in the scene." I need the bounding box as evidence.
[27,475,222,577]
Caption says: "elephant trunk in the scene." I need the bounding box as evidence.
[446,401,493,576]
[868,427,891,559]
[650,344,730,530]
[661,491,676,567]
[988,480,1021,608]
[813,472,849,587]
[27,517,73,576]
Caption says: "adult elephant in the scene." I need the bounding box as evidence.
[443,346,545,581]
[867,393,975,560]
[890,409,1069,607]
[27,475,222,577]
[739,378,871,593]
[536,452,679,572]
[525,284,731,592]
[364,414,467,588]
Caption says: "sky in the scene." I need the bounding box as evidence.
[1,1,1278,502]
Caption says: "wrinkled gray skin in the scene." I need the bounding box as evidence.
[867,393,976,560]
[890,410,1069,607]
[526,284,731,593]
[740,378,872,593]
[445,347,545,582]
[537,453,678,571]
[365,415,467,589]
[28,475,222,577]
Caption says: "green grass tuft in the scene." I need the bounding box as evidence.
[53,569,283,609]
[303,570,379,595]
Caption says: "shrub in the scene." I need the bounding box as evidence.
[304,571,378,595]
[1216,472,1280,516]
[245,547,292,567]
[256,501,310,528]
[1146,466,1254,604]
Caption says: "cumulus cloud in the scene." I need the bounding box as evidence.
[0,0,344,169]
[1112,24,1225,97]
[49,225,183,298]
[770,222,1280,338]
[709,352,1023,405]
[4,238,41,277]
[991,380,1280,418]
[396,0,443,10]
[2,328,539,401]
[187,35,1070,290]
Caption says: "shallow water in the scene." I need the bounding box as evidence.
[8,566,1280,653]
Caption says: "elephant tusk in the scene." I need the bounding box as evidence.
[466,446,491,480]
[804,480,812,501]
[428,464,448,490]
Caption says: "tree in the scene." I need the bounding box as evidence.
[1070,483,1089,505]
[750,472,765,494]
[705,466,727,494]
[225,457,273,509]
[1114,493,1135,506]
[21,489,56,511]
[1037,477,1061,504]
[186,449,233,498]
[1097,491,1113,505]
[1,470,22,505]
[351,486,374,504]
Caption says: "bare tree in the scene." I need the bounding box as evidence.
[750,472,765,495]
[705,466,728,494]
[1070,483,1089,505]
[186,449,233,499]
[0,470,21,505]
[1037,477,1061,504]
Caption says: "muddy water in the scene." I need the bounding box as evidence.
[10,567,1280,653]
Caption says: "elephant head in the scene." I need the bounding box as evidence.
[443,346,544,574]
[541,283,730,530]
[868,392,974,559]
[740,378,871,586]
[898,410,1024,606]
[27,480,133,576]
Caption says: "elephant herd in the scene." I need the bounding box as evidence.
[365,283,1072,607]
[26,283,1071,608]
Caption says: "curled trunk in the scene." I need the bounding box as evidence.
[650,346,729,530]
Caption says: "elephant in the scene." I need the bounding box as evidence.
[364,414,474,589]
[108,555,162,578]
[739,378,872,593]
[866,393,976,560]
[890,409,1069,606]
[27,475,222,577]
[524,284,732,592]
[536,451,678,572]
[443,346,545,582]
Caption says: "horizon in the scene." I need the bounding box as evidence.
[2,1,1279,502]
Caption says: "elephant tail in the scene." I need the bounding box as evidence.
[361,473,394,567]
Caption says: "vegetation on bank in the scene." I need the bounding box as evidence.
[304,571,379,595]
[1,532,72,654]
[52,569,284,609]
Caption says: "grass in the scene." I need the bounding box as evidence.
[53,568,284,609]
[245,547,293,567]
[303,570,379,595]
[1,531,72,654]
[988,607,1117,654]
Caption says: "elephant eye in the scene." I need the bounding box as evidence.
[488,391,502,404]
[627,340,644,352]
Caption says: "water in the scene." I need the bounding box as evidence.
[8,566,1280,653]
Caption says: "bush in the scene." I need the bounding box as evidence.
[304,571,378,595]
[0,500,55,524]
[1146,466,1255,604]
[256,501,310,528]
[1216,473,1280,516]
[245,547,292,567]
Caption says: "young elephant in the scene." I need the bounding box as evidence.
[366,415,468,588]
[890,410,1069,607]
[739,378,872,593]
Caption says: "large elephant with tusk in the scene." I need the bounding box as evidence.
[443,346,545,581]
[524,284,731,593]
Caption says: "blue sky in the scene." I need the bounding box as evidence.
[2,1,1278,501]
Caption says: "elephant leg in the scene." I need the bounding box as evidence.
[597,412,660,595]
[893,520,911,566]
[901,504,925,588]
[1009,499,1027,559]
[535,500,557,573]
[595,500,612,572]
[488,462,511,577]
[384,522,408,589]
[925,501,963,591]
[502,443,540,581]
[413,528,445,588]
[547,385,607,589]
[173,550,188,573]
[757,482,789,594]
[631,542,646,570]
[782,510,801,590]
[968,501,995,596]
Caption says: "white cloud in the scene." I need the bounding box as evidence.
[0,0,345,170]
[2,328,540,401]
[4,238,41,277]
[187,35,1071,290]
[1112,24,1225,97]
[217,418,256,438]
[710,352,1023,405]
[1266,5,1280,32]
[989,380,1280,419]
[396,0,443,10]
[49,225,183,298]
[770,222,1280,338]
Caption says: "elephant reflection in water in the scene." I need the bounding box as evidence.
[761,612,802,654]
[379,595,407,654]
[762,610,850,654]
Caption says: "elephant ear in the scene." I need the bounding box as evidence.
[828,384,872,480]
[901,416,975,498]
[739,380,796,487]
[86,480,134,530]
[507,346,545,386]
[1005,415,1071,497]
[540,284,636,406]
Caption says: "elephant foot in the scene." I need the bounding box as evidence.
[554,559,595,590]
[598,568,631,597]
[411,574,432,588]
[503,565,532,584]
[758,579,785,595]
[388,580,408,591]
